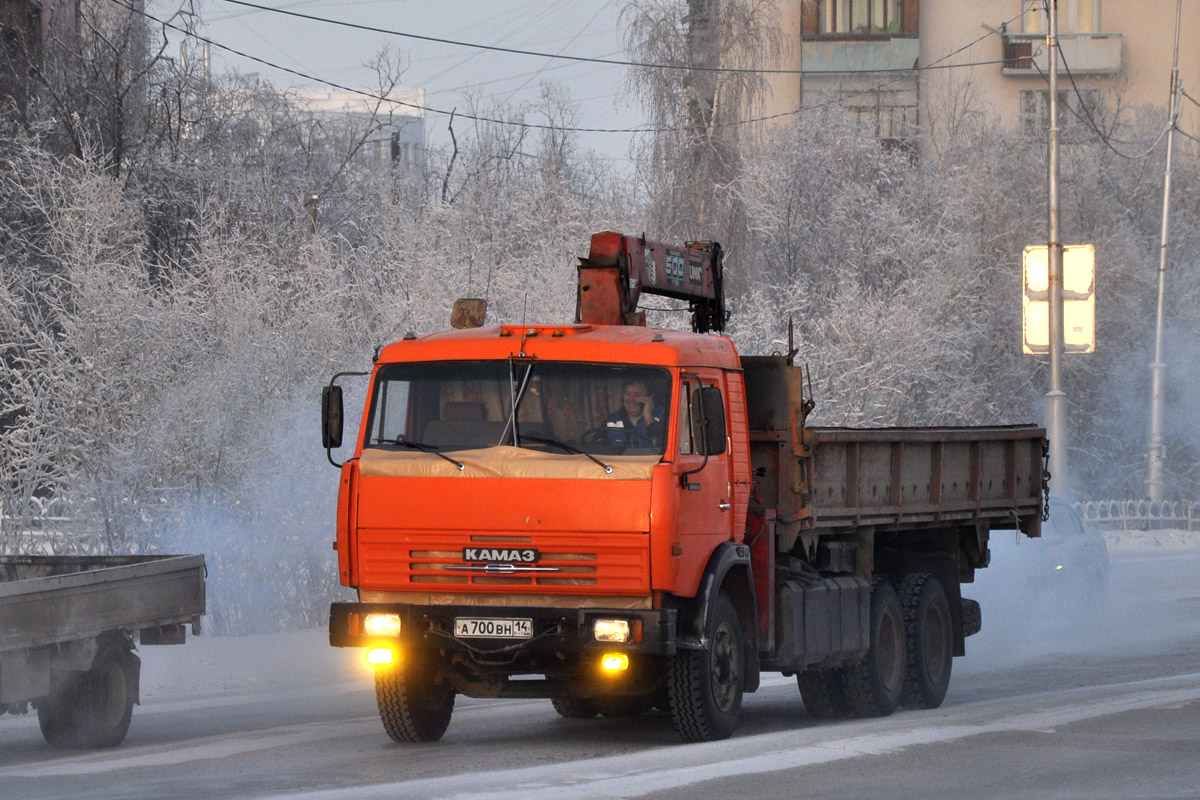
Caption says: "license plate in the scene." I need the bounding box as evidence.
[453,617,533,639]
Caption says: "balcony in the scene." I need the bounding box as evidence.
[801,37,921,75]
[1002,32,1122,76]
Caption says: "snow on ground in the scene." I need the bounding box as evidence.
[137,626,370,704]
[1102,527,1200,553]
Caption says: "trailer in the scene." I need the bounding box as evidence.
[0,554,206,747]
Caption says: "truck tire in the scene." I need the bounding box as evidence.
[71,644,139,748]
[897,573,953,710]
[796,668,851,719]
[961,598,982,638]
[375,657,455,743]
[595,694,648,718]
[551,697,599,719]
[37,678,83,749]
[844,579,904,717]
[667,591,743,742]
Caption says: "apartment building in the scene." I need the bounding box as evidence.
[761,1,1200,146]
[294,88,426,176]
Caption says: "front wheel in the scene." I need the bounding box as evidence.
[375,655,455,743]
[551,696,599,719]
[667,592,744,742]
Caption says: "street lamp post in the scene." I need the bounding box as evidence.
[1045,0,1067,494]
[1146,0,1183,503]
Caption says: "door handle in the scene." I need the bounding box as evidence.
[718,502,732,511]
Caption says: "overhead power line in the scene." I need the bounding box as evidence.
[1036,47,1173,160]
[216,0,1014,77]
[115,0,1018,135]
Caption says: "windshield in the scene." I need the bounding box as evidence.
[364,361,672,457]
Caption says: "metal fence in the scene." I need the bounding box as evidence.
[0,497,99,553]
[1074,499,1199,531]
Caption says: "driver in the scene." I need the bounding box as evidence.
[604,380,663,448]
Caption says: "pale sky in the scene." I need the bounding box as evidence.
[175,0,646,161]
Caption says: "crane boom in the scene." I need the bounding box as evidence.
[576,231,726,333]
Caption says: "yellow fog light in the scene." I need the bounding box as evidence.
[593,618,632,643]
[363,613,402,637]
[601,653,629,672]
[367,647,395,665]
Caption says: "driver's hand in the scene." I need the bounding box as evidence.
[635,394,654,422]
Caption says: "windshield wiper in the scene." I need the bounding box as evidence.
[517,434,613,474]
[391,437,465,471]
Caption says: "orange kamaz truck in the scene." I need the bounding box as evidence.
[324,232,1046,743]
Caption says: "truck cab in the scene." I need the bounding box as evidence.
[329,323,758,737]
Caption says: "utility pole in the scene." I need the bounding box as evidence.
[1045,0,1067,494]
[1146,0,1184,502]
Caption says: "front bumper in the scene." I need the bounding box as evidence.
[329,601,677,657]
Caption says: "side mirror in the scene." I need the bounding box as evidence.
[322,385,344,449]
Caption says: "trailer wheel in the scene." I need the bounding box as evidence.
[844,579,904,717]
[796,668,851,719]
[375,656,455,743]
[72,644,139,748]
[551,697,599,719]
[667,591,743,742]
[898,573,953,710]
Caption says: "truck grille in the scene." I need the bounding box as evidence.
[358,532,649,594]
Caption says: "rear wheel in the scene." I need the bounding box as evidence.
[796,668,851,719]
[667,592,744,742]
[897,573,953,710]
[375,655,455,743]
[37,679,82,749]
[844,579,905,717]
[39,644,140,749]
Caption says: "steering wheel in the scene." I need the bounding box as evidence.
[580,425,612,446]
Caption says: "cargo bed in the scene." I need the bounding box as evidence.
[0,555,206,654]
[0,554,205,748]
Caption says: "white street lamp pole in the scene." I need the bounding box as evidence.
[1045,0,1067,494]
[1146,0,1183,503]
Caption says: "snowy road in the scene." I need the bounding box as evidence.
[2,545,1197,800]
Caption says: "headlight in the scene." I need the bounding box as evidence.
[364,613,402,637]
[593,618,631,643]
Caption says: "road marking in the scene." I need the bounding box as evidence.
[260,671,1200,800]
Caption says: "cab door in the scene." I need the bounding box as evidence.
[672,368,734,595]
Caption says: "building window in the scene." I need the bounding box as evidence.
[817,0,901,34]
[801,0,917,36]
[1020,89,1101,137]
[1022,0,1099,34]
